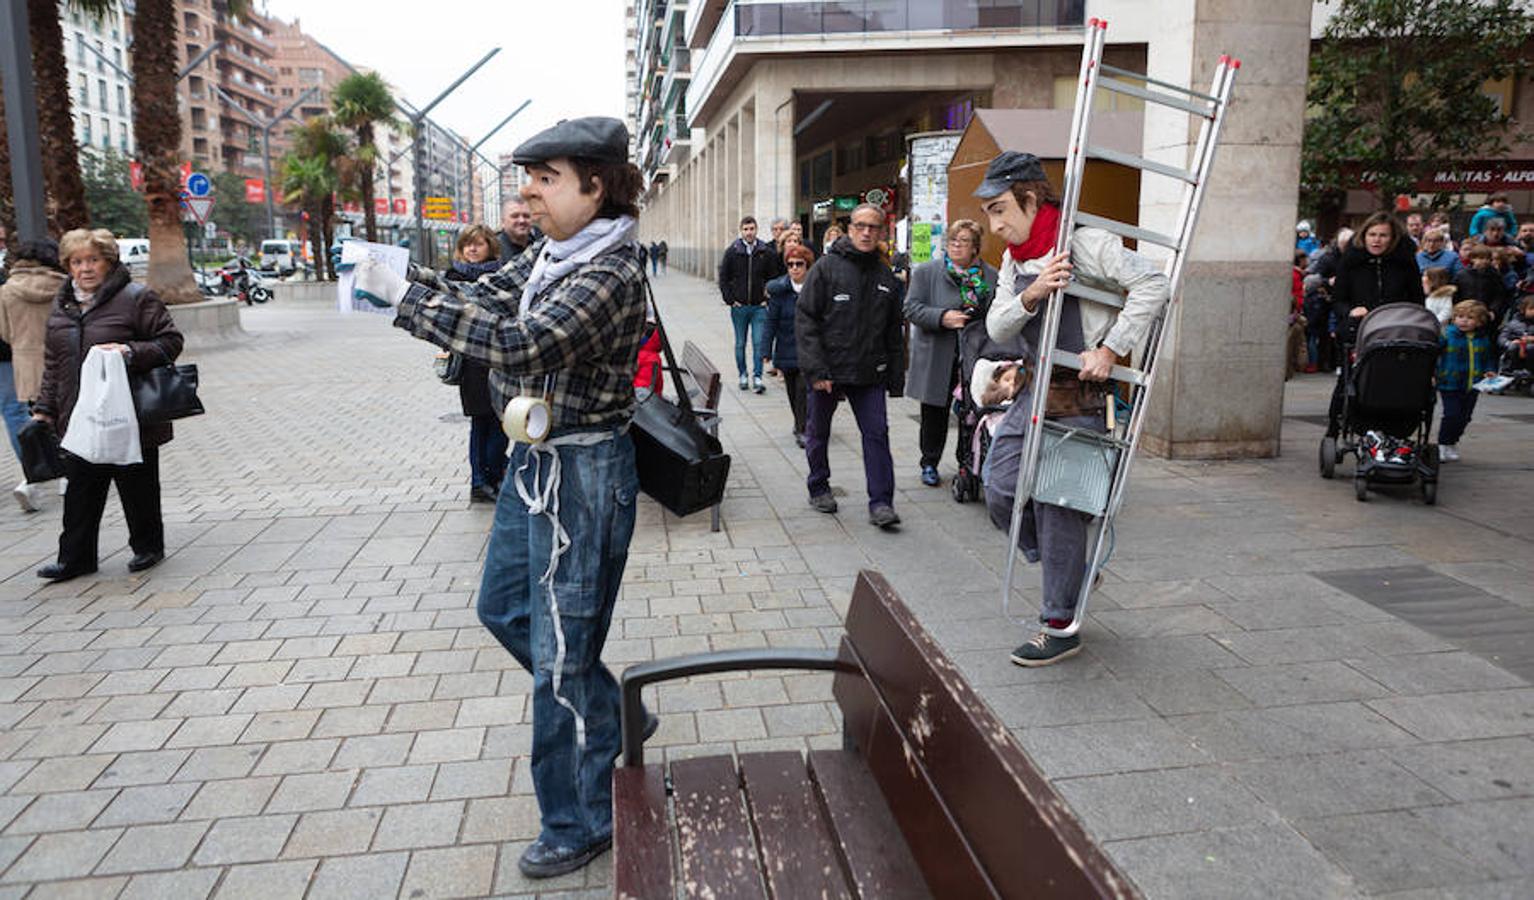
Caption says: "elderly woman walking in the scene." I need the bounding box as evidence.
[903,219,996,486]
[1,239,69,512]
[32,229,185,581]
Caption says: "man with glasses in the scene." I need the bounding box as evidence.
[1416,227,1462,279]
[795,203,905,529]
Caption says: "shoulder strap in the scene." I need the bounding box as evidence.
[641,272,696,416]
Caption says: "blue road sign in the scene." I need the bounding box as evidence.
[187,172,211,197]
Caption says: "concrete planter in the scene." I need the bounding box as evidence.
[164,297,246,348]
[272,281,337,305]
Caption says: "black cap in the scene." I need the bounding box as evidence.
[973,151,1047,199]
[511,116,630,166]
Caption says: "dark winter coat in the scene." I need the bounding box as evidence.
[446,259,504,417]
[902,257,997,406]
[762,274,801,370]
[1453,266,1511,324]
[34,263,184,449]
[1331,241,1425,338]
[794,237,904,392]
[1499,311,1534,359]
[717,238,783,306]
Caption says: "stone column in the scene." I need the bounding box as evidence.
[1139,0,1312,459]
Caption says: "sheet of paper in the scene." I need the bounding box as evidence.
[337,240,411,314]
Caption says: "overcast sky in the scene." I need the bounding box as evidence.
[259,0,628,159]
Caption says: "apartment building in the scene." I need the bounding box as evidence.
[62,3,135,157]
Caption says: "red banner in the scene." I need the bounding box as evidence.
[179,161,192,190]
[129,161,144,191]
[343,201,361,214]
[244,179,265,204]
[374,198,388,215]
[459,211,469,223]
[392,198,408,214]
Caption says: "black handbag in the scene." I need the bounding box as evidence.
[17,419,66,483]
[132,363,205,422]
[631,279,731,517]
[434,352,464,385]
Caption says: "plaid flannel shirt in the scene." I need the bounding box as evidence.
[394,238,649,429]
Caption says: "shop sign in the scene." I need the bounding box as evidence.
[244,179,265,203]
[1353,160,1534,193]
[833,195,859,211]
[812,200,832,223]
[393,198,409,215]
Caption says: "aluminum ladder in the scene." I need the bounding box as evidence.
[1000,17,1240,636]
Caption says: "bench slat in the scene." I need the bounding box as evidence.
[671,755,768,899]
[738,751,854,900]
[808,750,935,900]
[612,765,673,899]
[842,571,1140,899]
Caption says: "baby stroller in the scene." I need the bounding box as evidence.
[950,315,1030,503]
[1319,303,1441,503]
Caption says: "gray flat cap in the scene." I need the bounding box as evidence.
[973,151,1047,199]
[512,116,630,165]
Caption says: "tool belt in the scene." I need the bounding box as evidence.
[1021,362,1110,418]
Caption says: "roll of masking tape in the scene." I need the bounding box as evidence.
[503,396,552,444]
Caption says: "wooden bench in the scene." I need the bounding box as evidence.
[613,571,1138,899]
[678,340,724,532]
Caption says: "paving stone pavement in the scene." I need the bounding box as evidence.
[0,270,1530,898]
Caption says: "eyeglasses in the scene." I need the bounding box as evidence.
[848,221,881,233]
[786,261,807,269]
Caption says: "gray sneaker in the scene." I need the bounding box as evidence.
[809,493,838,514]
[13,482,38,514]
[1010,631,1081,667]
[868,504,901,529]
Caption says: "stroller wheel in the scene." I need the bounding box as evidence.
[1420,478,1437,506]
[1319,436,1337,480]
[1354,477,1369,502]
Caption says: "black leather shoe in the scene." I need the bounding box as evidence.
[469,484,498,504]
[36,563,97,582]
[127,551,164,573]
[517,834,612,879]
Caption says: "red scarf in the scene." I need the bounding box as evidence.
[1007,202,1062,262]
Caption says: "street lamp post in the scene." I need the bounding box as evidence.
[214,84,320,239]
[1,0,47,242]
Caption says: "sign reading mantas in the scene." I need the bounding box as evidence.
[1355,160,1534,193]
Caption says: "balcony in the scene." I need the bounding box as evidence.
[660,46,691,105]
[661,0,688,52]
[734,0,1084,35]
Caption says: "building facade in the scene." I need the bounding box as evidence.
[630,0,1315,459]
[62,3,135,157]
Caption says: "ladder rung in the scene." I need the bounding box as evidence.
[1064,280,1125,309]
[1097,77,1215,118]
[1050,349,1146,387]
[1086,145,1197,184]
[1075,213,1182,250]
[1100,63,1221,103]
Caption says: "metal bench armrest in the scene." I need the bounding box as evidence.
[619,649,852,766]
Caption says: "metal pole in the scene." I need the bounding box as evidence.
[1,0,48,241]
[260,87,321,239]
[401,47,501,263]
[470,99,531,153]
[178,41,223,81]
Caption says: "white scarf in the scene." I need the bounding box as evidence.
[519,215,637,316]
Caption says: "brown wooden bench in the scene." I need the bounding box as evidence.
[613,570,1139,899]
[678,340,724,532]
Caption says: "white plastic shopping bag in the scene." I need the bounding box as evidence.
[60,346,143,465]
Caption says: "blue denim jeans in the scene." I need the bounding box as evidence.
[0,361,30,464]
[477,429,638,848]
[730,304,767,379]
[467,414,509,488]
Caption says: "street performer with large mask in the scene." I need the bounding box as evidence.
[976,151,1170,667]
[350,117,651,879]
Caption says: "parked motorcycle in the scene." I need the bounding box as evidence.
[220,257,271,305]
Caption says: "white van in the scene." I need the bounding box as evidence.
[260,239,301,276]
[118,239,150,277]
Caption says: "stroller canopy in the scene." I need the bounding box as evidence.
[1356,303,1440,353]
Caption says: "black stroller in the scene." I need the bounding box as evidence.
[950,315,1030,503]
[1319,302,1441,503]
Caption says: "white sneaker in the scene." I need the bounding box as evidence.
[1439,445,1460,462]
[12,482,37,513]
[57,477,68,496]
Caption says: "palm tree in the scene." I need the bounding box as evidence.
[283,116,349,280]
[0,80,14,240]
[29,0,116,233]
[331,72,397,243]
[128,0,249,302]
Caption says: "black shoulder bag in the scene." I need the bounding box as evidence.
[123,283,205,422]
[630,276,731,517]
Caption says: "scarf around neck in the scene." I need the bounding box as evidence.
[943,252,989,310]
[1007,202,1062,263]
[519,215,637,316]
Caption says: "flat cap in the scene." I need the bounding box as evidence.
[973,151,1047,199]
[511,116,630,166]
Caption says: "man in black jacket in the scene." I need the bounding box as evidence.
[718,216,783,393]
[795,203,905,529]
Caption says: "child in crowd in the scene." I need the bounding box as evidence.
[1436,299,1496,462]
[1455,245,1510,324]
[1302,273,1332,372]
[1423,266,1457,327]
[980,363,1026,409]
[1500,294,1534,371]
[1497,246,1529,300]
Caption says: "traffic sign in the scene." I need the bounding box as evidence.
[423,196,454,221]
[186,172,211,197]
[203,222,218,240]
[182,196,215,225]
